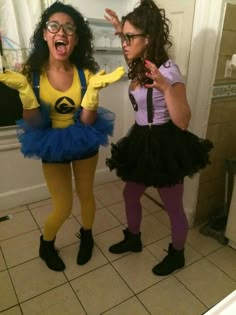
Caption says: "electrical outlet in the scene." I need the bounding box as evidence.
[224,60,232,78]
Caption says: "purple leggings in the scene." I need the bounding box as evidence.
[123,181,188,250]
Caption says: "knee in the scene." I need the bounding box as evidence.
[52,200,73,220]
[123,185,130,200]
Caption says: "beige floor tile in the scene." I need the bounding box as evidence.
[147,236,202,267]
[30,204,53,228]
[55,217,80,248]
[106,201,127,224]
[0,306,22,315]
[0,205,28,217]
[94,226,129,262]
[152,210,170,228]
[9,258,67,302]
[113,180,125,190]
[0,271,18,312]
[30,204,74,229]
[0,211,38,241]
[71,196,106,217]
[94,182,123,206]
[207,246,236,280]
[107,201,149,225]
[76,208,121,235]
[141,194,163,213]
[0,249,7,271]
[28,198,52,210]
[21,283,86,315]
[141,215,170,246]
[112,248,161,293]
[1,230,41,268]
[70,264,133,315]
[70,195,81,216]
[187,226,222,255]
[103,296,150,315]
[175,258,236,308]
[138,276,207,315]
[94,198,104,210]
[61,243,108,280]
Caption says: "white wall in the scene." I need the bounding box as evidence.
[64,0,132,19]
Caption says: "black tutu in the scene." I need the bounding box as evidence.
[106,120,213,187]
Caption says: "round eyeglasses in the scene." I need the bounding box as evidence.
[46,21,76,36]
[120,33,146,46]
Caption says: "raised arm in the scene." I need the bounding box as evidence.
[80,67,125,125]
[104,9,128,64]
[104,8,123,34]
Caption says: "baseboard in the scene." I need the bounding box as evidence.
[0,168,118,212]
[0,184,50,211]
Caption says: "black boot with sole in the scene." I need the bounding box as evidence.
[152,243,185,276]
[39,235,65,271]
[109,228,142,254]
[77,227,94,265]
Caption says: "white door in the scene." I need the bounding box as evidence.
[145,0,196,204]
[155,0,196,79]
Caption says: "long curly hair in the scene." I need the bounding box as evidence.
[122,0,172,85]
[22,1,99,81]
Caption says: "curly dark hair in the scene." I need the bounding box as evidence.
[22,1,99,81]
[122,0,172,85]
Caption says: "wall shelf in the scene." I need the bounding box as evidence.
[95,47,122,53]
[87,18,111,27]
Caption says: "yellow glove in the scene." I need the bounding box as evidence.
[0,70,39,110]
[81,66,125,110]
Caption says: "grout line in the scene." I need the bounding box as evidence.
[144,192,165,209]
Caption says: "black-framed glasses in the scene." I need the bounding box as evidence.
[120,33,146,46]
[46,21,76,36]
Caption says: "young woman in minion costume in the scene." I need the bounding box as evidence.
[0,1,125,272]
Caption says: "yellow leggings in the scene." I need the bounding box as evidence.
[42,153,98,241]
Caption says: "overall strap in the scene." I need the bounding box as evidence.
[32,71,40,103]
[32,68,87,102]
[147,88,153,125]
[77,68,87,98]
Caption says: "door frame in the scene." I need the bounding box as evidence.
[184,0,233,225]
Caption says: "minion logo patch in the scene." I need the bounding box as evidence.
[55,97,75,114]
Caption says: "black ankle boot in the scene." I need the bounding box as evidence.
[109,228,142,254]
[152,243,185,276]
[77,227,94,265]
[39,235,65,271]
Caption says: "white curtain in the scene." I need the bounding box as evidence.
[0,0,54,70]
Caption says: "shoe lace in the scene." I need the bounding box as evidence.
[75,232,81,239]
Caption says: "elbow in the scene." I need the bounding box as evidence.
[80,110,97,125]
[174,111,191,131]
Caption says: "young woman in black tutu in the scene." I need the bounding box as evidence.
[105,0,213,276]
[0,1,124,271]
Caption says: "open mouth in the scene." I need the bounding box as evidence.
[55,40,67,54]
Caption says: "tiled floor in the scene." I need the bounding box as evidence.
[0,180,236,315]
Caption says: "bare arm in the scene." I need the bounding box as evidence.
[104,8,123,33]
[162,83,191,130]
[80,108,97,125]
[104,9,129,64]
[145,60,191,130]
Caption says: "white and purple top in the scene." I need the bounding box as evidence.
[129,59,184,126]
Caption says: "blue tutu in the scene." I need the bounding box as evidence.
[16,105,115,162]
